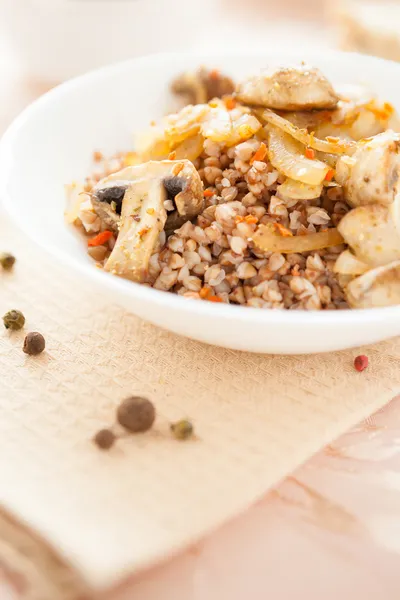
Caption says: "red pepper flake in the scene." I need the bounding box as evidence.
[224,96,236,110]
[138,227,150,238]
[325,169,335,182]
[204,189,215,198]
[305,147,315,160]
[274,223,293,237]
[168,151,177,160]
[354,354,368,372]
[209,69,220,80]
[88,230,113,247]
[250,142,268,165]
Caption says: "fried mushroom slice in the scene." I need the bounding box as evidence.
[336,130,400,207]
[93,159,204,234]
[338,202,400,267]
[105,177,167,282]
[346,260,400,308]
[236,64,339,111]
[94,160,203,281]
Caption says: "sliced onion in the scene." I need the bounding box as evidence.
[173,133,204,161]
[277,178,323,201]
[334,250,369,275]
[201,108,261,146]
[137,134,171,162]
[65,183,86,224]
[268,128,330,185]
[259,109,355,154]
[253,224,343,253]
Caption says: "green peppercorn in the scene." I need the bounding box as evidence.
[23,332,45,356]
[170,419,194,440]
[3,310,25,331]
[93,428,116,450]
[0,253,16,270]
[117,396,156,433]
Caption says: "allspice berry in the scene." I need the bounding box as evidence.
[93,428,116,450]
[23,332,45,355]
[170,419,194,440]
[0,253,16,270]
[117,396,155,433]
[3,310,25,331]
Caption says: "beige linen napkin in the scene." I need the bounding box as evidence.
[1,217,400,600]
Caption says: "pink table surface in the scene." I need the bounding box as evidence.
[2,395,398,600]
[108,396,400,600]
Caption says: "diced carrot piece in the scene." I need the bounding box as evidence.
[273,223,293,237]
[224,96,236,110]
[305,147,315,159]
[200,286,212,299]
[325,169,335,182]
[88,230,113,247]
[245,215,258,224]
[250,142,268,165]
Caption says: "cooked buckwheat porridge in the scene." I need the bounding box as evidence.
[66,64,400,310]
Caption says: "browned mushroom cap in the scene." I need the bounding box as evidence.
[236,64,339,111]
[171,67,235,105]
[91,183,128,233]
[96,160,204,282]
[346,260,400,308]
[163,161,204,219]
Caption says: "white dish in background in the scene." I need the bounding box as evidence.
[1,50,400,354]
[0,0,212,82]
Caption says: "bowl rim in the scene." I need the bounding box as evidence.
[1,48,400,327]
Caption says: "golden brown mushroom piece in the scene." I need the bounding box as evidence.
[336,130,400,208]
[338,201,400,268]
[93,160,204,282]
[346,260,400,308]
[236,64,339,111]
[171,67,235,105]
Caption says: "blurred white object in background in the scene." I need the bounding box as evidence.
[0,0,221,82]
[0,0,335,85]
[331,1,400,61]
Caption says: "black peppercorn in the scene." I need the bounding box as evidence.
[3,310,25,331]
[117,396,156,433]
[23,332,45,355]
[93,428,116,450]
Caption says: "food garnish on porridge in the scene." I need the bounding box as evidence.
[66,65,400,310]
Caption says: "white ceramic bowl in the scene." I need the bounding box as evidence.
[2,50,400,354]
